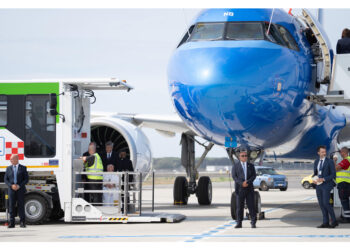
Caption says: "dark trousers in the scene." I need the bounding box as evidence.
[85,179,102,206]
[316,184,336,224]
[8,188,25,224]
[338,182,350,212]
[236,187,256,224]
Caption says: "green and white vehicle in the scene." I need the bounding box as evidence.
[0,79,170,224]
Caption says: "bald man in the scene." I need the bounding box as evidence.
[4,154,28,228]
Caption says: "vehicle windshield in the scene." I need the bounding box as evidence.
[257,168,279,175]
[189,23,225,41]
[226,22,264,40]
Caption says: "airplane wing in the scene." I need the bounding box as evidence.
[91,112,195,137]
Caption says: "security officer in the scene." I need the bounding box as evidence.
[335,147,350,222]
[82,142,104,206]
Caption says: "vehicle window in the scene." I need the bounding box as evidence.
[189,23,225,41]
[226,22,264,40]
[264,22,285,46]
[25,95,56,157]
[276,25,299,51]
[177,25,195,48]
[0,96,7,126]
[260,168,278,175]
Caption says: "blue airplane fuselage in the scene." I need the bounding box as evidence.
[167,9,346,159]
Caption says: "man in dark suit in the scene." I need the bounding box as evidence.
[313,145,338,228]
[101,141,118,172]
[4,154,29,228]
[232,150,257,228]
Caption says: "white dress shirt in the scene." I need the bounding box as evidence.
[241,161,247,180]
[317,157,325,175]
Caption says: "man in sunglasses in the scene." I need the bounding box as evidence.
[232,150,257,228]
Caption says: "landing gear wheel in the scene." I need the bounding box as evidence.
[173,176,189,205]
[24,194,52,225]
[303,181,311,189]
[196,176,212,205]
[260,181,269,191]
[230,192,237,220]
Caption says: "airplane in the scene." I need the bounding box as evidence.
[91,8,350,207]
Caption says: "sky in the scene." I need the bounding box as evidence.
[0,8,349,158]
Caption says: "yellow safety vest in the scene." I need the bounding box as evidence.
[336,156,350,184]
[85,153,103,180]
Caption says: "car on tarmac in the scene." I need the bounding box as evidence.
[253,166,288,191]
[301,174,316,189]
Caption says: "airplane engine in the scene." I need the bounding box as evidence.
[90,117,152,177]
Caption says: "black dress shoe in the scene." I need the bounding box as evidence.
[235,223,242,228]
[329,222,339,228]
[20,222,26,228]
[251,224,256,228]
[7,224,15,228]
[317,223,330,228]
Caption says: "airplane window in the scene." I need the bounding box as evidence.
[276,25,299,51]
[189,23,225,41]
[226,22,264,40]
[264,22,285,46]
[177,25,195,48]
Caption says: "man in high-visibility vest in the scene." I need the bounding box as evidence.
[335,147,350,222]
[82,142,104,206]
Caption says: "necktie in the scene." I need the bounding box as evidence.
[243,162,247,180]
[108,153,111,159]
[13,165,17,184]
[319,160,323,174]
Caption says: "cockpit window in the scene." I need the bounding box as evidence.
[264,22,285,46]
[177,25,195,48]
[226,22,264,40]
[189,23,225,41]
[276,25,299,51]
[179,21,299,51]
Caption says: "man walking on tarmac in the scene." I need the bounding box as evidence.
[82,142,104,206]
[313,145,338,228]
[4,154,28,228]
[335,147,350,222]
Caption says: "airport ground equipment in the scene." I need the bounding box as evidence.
[0,79,184,224]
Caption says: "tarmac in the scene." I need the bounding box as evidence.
[1,172,350,242]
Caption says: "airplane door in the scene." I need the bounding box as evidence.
[302,9,332,85]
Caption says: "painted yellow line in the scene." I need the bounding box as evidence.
[0,165,59,169]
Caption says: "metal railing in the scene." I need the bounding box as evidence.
[73,171,155,216]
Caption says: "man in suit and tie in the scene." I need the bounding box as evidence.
[232,150,257,228]
[313,145,338,228]
[4,154,29,228]
[101,141,118,172]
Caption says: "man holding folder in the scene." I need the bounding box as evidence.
[313,145,338,228]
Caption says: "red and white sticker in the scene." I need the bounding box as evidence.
[5,141,24,160]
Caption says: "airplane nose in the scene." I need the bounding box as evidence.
[168,41,300,146]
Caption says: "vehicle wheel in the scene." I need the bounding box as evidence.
[230,192,237,220]
[303,181,311,189]
[196,176,212,205]
[260,181,269,191]
[280,187,288,191]
[254,191,261,214]
[25,193,52,225]
[173,176,188,205]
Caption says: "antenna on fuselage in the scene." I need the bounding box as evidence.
[182,8,191,38]
[266,8,275,35]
